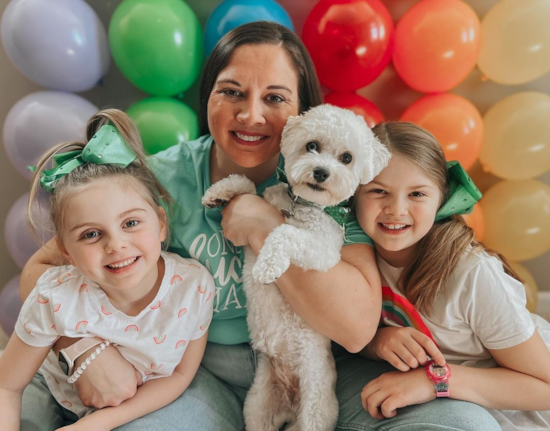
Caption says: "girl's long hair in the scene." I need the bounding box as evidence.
[373,122,521,313]
[28,109,173,247]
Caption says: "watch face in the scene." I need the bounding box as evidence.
[428,363,449,379]
[58,353,70,376]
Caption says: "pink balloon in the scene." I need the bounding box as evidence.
[5,192,53,269]
[0,275,22,336]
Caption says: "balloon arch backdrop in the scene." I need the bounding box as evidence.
[1,0,549,334]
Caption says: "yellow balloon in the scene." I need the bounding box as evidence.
[509,262,538,313]
[480,179,550,261]
[479,92,550,180]
[478,0,550,85]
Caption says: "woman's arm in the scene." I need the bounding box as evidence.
[221,194,381,353]
[61,332,208,431]
[19,241,140,408]
[361,330,550,419]
[0,334,52,431]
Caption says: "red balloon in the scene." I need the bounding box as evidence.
[303,0,394,91]
[400,93,483,170]
[325,92,384,128]
[393,0,481,93]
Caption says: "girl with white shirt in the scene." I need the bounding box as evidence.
[355,121,550,430]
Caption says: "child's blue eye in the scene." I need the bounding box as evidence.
[83,231,99,239]
[125,220,139,228]
[370,189,387,194]
[410,192,425,197]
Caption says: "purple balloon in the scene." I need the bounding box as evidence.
[1,0,110,92]
[0,275,22,336]
[3,91,98,179]
[5,192,53,269]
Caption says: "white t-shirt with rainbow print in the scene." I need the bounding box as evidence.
[15,251,214,418]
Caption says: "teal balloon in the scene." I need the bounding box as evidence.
[205,0,294,55]
[109,0,204,96]
[126,98,199,155]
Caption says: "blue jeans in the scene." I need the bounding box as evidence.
[22,342,501,430]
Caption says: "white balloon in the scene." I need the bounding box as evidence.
[1,0,110,92]
[3,91,98,179]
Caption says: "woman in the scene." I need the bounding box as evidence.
[20,22,499,430]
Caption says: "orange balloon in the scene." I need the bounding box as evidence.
[400,93,484,170]
[324,92,384,128]
[462,204,485,241]
[393,0,481,93]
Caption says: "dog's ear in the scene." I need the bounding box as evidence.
[281,114,301,139]
[361,135,392,184]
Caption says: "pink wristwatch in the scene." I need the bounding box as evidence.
[426,360,451,397]
[58,337,104,376]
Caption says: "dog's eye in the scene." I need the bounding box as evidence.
[306,142,318,152]
[341,153,353,164]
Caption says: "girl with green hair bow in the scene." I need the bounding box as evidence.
[354,121,550,430]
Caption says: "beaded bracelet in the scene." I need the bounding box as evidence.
[67,340,111,384]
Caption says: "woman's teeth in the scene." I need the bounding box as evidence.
[235,132,265,142]
[381,223,408,230]
[107,257,137,269]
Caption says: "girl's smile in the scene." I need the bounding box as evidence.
[355,155,442,268]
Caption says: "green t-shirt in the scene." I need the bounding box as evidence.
[149,135,372,345]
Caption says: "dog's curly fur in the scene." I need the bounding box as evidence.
[203,105,390,431]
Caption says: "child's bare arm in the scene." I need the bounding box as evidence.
[61,332,208,431]
[451,330,550,410]
[0,334,51,431]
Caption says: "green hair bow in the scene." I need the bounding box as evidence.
[38,125,137,193]
[435,161,482,222]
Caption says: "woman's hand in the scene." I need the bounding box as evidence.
[361,368,435,419]
[74,345,139,408]
[221,194,283,249]
[369,327,445,372]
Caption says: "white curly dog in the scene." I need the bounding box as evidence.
[202,105,391,431]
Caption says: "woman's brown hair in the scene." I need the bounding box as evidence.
[372,121,520,313]
[28,109,173,247]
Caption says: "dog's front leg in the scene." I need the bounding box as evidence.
[202,174,256,208]
[252,224,341,284]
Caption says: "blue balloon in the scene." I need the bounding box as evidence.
[205,0,294,55]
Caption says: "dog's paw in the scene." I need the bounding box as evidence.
[202,174,256,208]
[252,258,289,284]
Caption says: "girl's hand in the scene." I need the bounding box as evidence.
[370,327,445,371]
[361,368,436,419]
[221,194,283,247]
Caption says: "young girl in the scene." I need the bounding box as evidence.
[0,109,214,431]
[355,122,550,430]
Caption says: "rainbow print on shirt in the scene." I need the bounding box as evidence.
[381,286,435,343]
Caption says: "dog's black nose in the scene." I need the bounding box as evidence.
[313,167,330,183]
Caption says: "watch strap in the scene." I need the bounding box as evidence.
[59,338,104,375]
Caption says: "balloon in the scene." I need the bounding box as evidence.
[479,92,550,181]
[509,262,538,313]
[3,91,98,180]
[276,0,318,36]
[0,275,22,336]
[400,94,484,171]
[109,0,203,96]
[467,161,501,195]
[480,179,550,262]
[478,0,550,85]
[5,193,53,269]
[324,92,384,128]
[204,0,294,56]
[126,97,199,155]
[303,0,394,91]
[393,0,481,93]
[462,204,485,242]
[1,0,110,92]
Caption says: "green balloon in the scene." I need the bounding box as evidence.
[127,97,199,155]
[109,0,204,96]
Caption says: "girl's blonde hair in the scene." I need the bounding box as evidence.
[372,121,520,313]
[28,109,173,247]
